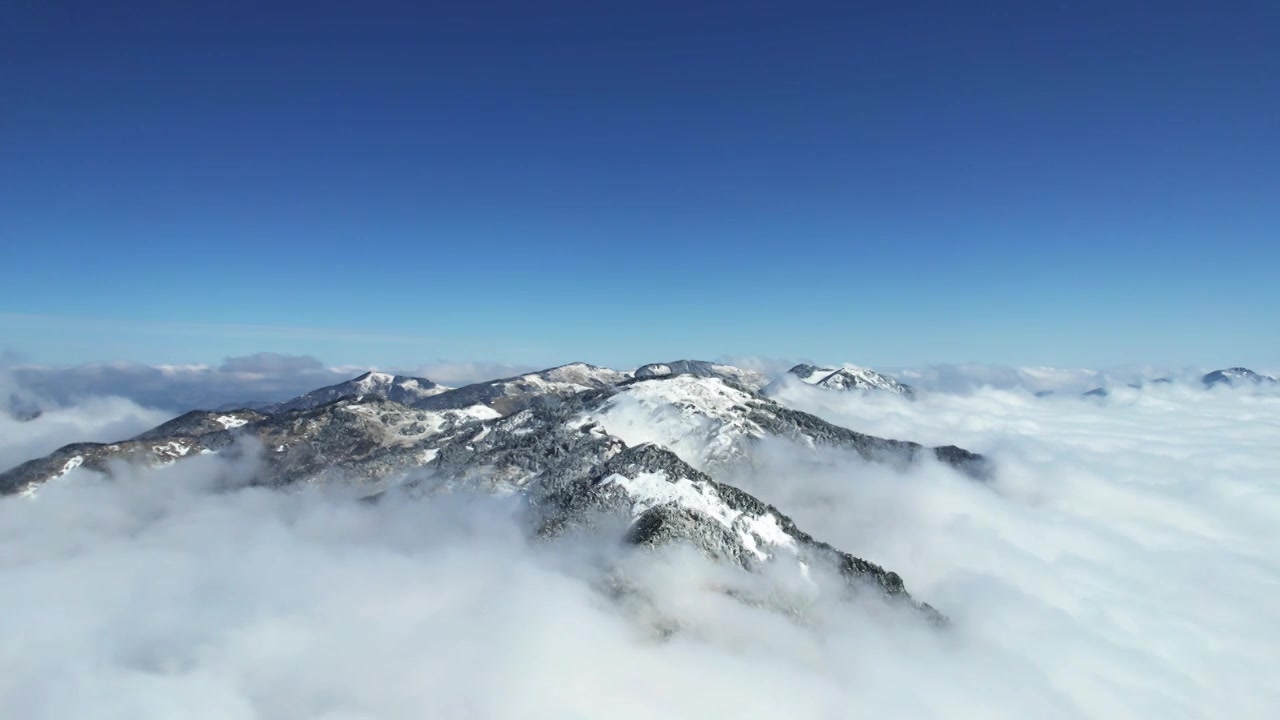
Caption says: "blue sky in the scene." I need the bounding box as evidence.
[2,1,1277,371]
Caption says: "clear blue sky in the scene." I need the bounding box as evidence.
[2,1,1277,370]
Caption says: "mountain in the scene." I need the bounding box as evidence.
[1202,367,1279,388]
[131,409,270,440]
[1,374,987,495]
[787,364,916,399]
[633,360,769,391]
[2,367,990,624]
[415,362,631,415]
[260,371,449,413]
[579,374,983,477]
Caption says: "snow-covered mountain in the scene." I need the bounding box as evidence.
[579,374,980,476]
[417,362,631,415]
[1,363,989,623]
[633,360,770,391]
[1202,367,1279,388]
[787,364,916,398]
[262,371,449,413]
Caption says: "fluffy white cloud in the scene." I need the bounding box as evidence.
[1,378,1278,718]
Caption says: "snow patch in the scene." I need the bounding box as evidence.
[605,470,798,560]
[57,455,84,477]
[579,375,766,472]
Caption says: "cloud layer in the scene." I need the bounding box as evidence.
[1,377,1278,718]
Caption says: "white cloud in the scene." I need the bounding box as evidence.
[1,377,1278,718]
[0,371,172,471]
[402,361,541,387]
[882,362,1233,395]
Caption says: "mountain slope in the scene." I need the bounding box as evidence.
[405,392,946,620]
[580,374,983,477]
[0,399,498,496]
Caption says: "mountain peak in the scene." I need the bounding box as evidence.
[265,371,448,414]
[352,370,392,381]
[1202,367,1279,388]
[633,360,768,391]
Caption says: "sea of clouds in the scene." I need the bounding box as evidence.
[1,374,1277,719]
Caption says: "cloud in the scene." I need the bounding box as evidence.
[217,352,327,375]
[0,370,173,471]
[0,443,934,719]
[4,357,351,413]
[884,362,1231,395]
[2,376,1279,718]
[750,380,1280,716]
[401,361,541,386]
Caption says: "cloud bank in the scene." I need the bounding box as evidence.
[2,374,1278,718]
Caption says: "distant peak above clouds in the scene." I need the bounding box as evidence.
[1202,367,1279,388]
[786,364,916,399]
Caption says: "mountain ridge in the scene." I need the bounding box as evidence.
[1,365,990,624]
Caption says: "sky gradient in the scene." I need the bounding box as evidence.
[3,1,1278,370]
